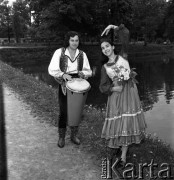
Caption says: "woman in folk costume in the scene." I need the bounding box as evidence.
[99,24,147,166]
[48,31,92,148]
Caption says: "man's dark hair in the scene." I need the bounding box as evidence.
[64,31,80,48]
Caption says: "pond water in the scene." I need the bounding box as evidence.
[2,49,174,149]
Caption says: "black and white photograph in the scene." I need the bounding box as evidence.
[0,0,174,179]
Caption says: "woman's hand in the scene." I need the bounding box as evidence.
[62,74,72,81]
[101,25,119,36]
[111,85,123,92]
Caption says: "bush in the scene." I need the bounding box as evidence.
[156,38,163,44]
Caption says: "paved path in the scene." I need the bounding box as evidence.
[3,84,101,180]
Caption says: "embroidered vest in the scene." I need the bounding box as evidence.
[59,47,84,73]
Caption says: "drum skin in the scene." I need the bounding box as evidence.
[66,78,90,126]
[66,78,90,93]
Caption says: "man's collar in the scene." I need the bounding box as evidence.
[64,48,80,60]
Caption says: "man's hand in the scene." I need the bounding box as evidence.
[62,74,72,81]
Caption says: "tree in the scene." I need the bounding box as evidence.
[0,1,13,41]
[131,0,167,42]
[165,0,174,41]
[11,0,30,42]
[28,0,133,41]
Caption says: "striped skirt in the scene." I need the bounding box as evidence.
[101,80,147,148]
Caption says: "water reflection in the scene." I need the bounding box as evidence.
[145,94,174,149]
[129,55,174,110]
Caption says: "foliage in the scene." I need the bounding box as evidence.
[12,0,30,42]
[156,38,164,44]
[24,0,172,42]
[27,0,133,39]
[1,0,174,43]
[165,0,174,41]
[0,0,31,41]
[0,1,13,39]
[131,0,167,41]
[38,0,98,36]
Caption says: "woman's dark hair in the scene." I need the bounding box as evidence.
[100,37,116,65]
[64,31,80,48]
[100,37,114,46]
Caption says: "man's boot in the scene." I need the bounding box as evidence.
[58,128,66,148]
[70,126,80,145]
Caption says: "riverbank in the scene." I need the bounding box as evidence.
[0,44,173,67]
[0,59,174,179]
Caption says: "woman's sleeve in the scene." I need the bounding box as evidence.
[124,58,130,72]
[118,56,130,72]
[99,65,113,95]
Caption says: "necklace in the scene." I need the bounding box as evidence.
[107,55,117,66]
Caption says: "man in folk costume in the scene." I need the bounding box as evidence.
[48,31,92,148]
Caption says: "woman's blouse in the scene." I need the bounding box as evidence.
[99,55,130,95]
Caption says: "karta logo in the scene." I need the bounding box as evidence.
[101,157,122,179]
[101,158,174,179]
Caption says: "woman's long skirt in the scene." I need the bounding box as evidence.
[101,80,147,148]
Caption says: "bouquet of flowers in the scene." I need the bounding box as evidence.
[112,65,138,86]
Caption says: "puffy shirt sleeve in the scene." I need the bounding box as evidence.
[99,65,113,95]
[81,52,92,77]
[48,48,64,78]
[117,55,130,73]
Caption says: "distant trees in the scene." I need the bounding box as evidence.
[131,0,168,42]
[0,1,13,41]
[0,0,30,42]
[0,0,174,43]
[22,0,133,40]
[12,0,30,42]
[165,0,174,41]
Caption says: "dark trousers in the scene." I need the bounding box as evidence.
[58,85,67,128]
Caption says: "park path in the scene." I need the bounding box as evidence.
[3,84,101,180]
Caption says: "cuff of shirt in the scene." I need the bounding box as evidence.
[58,72,64,78]
[82,70,92,77]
